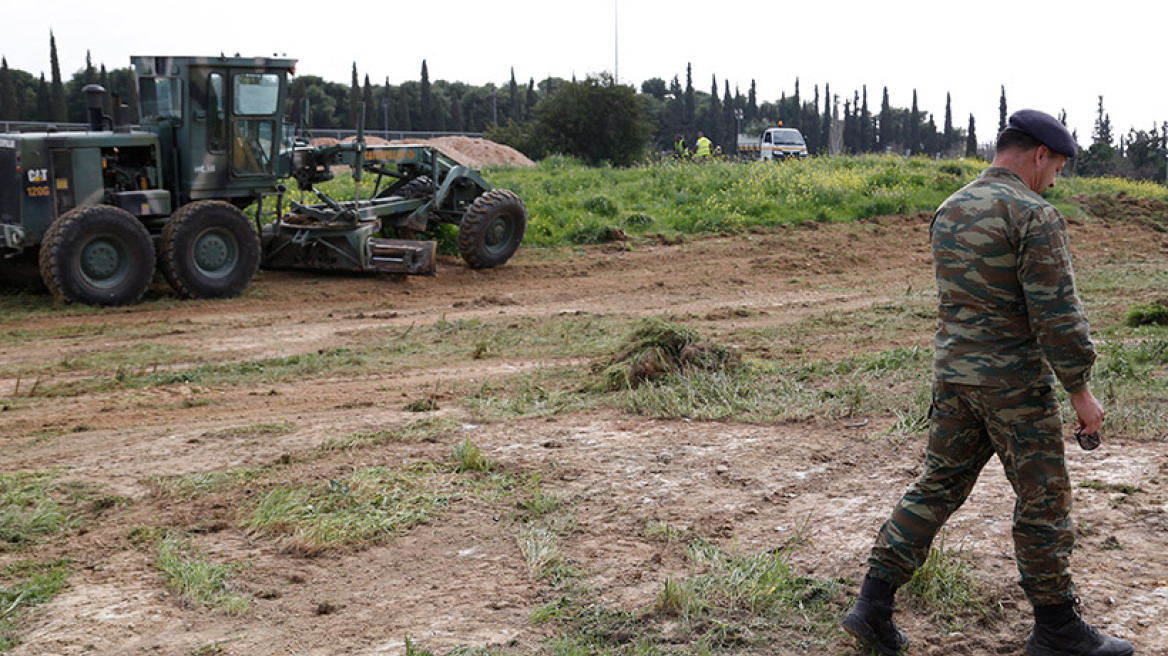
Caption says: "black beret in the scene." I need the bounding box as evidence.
[1007,109,1077,158]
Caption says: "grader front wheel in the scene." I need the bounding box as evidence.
[457,189,527,269]
[38,205,155,306]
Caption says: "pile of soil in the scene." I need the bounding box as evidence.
[308,136,534,169]
[390,136,535,169]
[1074,192,1168,229]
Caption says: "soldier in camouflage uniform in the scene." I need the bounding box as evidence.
[841,110,1133,656]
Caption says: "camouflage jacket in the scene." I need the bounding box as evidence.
[930,167,1095,392]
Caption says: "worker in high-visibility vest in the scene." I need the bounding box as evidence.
[694,131,713,159]
[673,134,688,158]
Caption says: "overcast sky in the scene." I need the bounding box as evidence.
[6,0,1164,147]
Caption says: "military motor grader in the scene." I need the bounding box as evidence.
[0,55,527,306]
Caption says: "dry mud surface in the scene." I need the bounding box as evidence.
[2,214,1167,656]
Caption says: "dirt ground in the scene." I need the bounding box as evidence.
[2,213,1167,656]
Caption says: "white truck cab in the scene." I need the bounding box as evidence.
[738,127,808,161]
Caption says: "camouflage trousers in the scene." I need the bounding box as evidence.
[867,380,1075,607]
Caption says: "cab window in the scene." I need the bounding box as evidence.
[138,77,183,120]
[234,73,280,115]
[208,73,226,153]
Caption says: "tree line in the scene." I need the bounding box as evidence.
[2,34,1164,180]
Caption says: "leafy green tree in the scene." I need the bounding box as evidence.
[522,74,652,166]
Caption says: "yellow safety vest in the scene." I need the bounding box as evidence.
[695,136,712,158]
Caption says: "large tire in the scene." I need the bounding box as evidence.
[160,200,260,299]
[38,205,155,306]
[457,189,527,269]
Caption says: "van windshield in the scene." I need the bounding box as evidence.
[774,130,805,146]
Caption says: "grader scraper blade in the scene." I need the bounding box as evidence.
[367,238,437,275]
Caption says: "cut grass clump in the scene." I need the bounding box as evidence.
[0,471,85,550]
[1123,300,1168,327]
[0,559,71,650]
[599,317,739,390]
[154,533,250,616]
[242,466,453,554]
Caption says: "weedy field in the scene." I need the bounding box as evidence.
[2,157,1167,656]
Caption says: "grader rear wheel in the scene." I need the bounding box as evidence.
[160,200,260,299]
[457,189,527,269]
[37,205,155,306]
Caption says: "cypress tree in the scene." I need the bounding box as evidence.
[0,58,12,121]
[49,31,67,122]
[820,83,831,154]
[507,68,520,123]
[348,63,360,129]
[36,73,51,121]
[803,85,818,153]
[998,85,1007,135]
[684,63,695,132]
[861,86,873,153]
[966,114,978,157]
[723,80,735,149]
[706,75,722,146]
[942,93,954,153]
[420,61,433,130]
[909,90,920,154]
[362,74,375,130]
[526,78,537,120]
[879,87,892,151]
[747,80,758,124]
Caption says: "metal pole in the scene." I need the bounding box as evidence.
[614,0,619,84]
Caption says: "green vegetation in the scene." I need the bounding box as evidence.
[0,471,104,550]
[241,466,456,555]
[483,155,1167,248]
[154,533,250,616]
[904,532,990,631]
[1123,301,1168,327]
[0,560,71,651]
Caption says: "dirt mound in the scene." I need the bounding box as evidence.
[309,135,534,169]
[1074,192,1168,230]
[391,136,535,168]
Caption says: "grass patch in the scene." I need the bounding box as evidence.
[652,538,840,647]
[241,466,455,554]
[154,533,250,615]
[320,416,461,451]
[0,471,90,550]
[1079,480,1141,495]
[903,532,990,631]
[202,422,296,440]
[0,559,71,651]
[145,466,275,500]
[1123,301,1168,327]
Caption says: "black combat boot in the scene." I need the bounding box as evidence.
[1026,601,1134,656]
[841,575,909,656]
